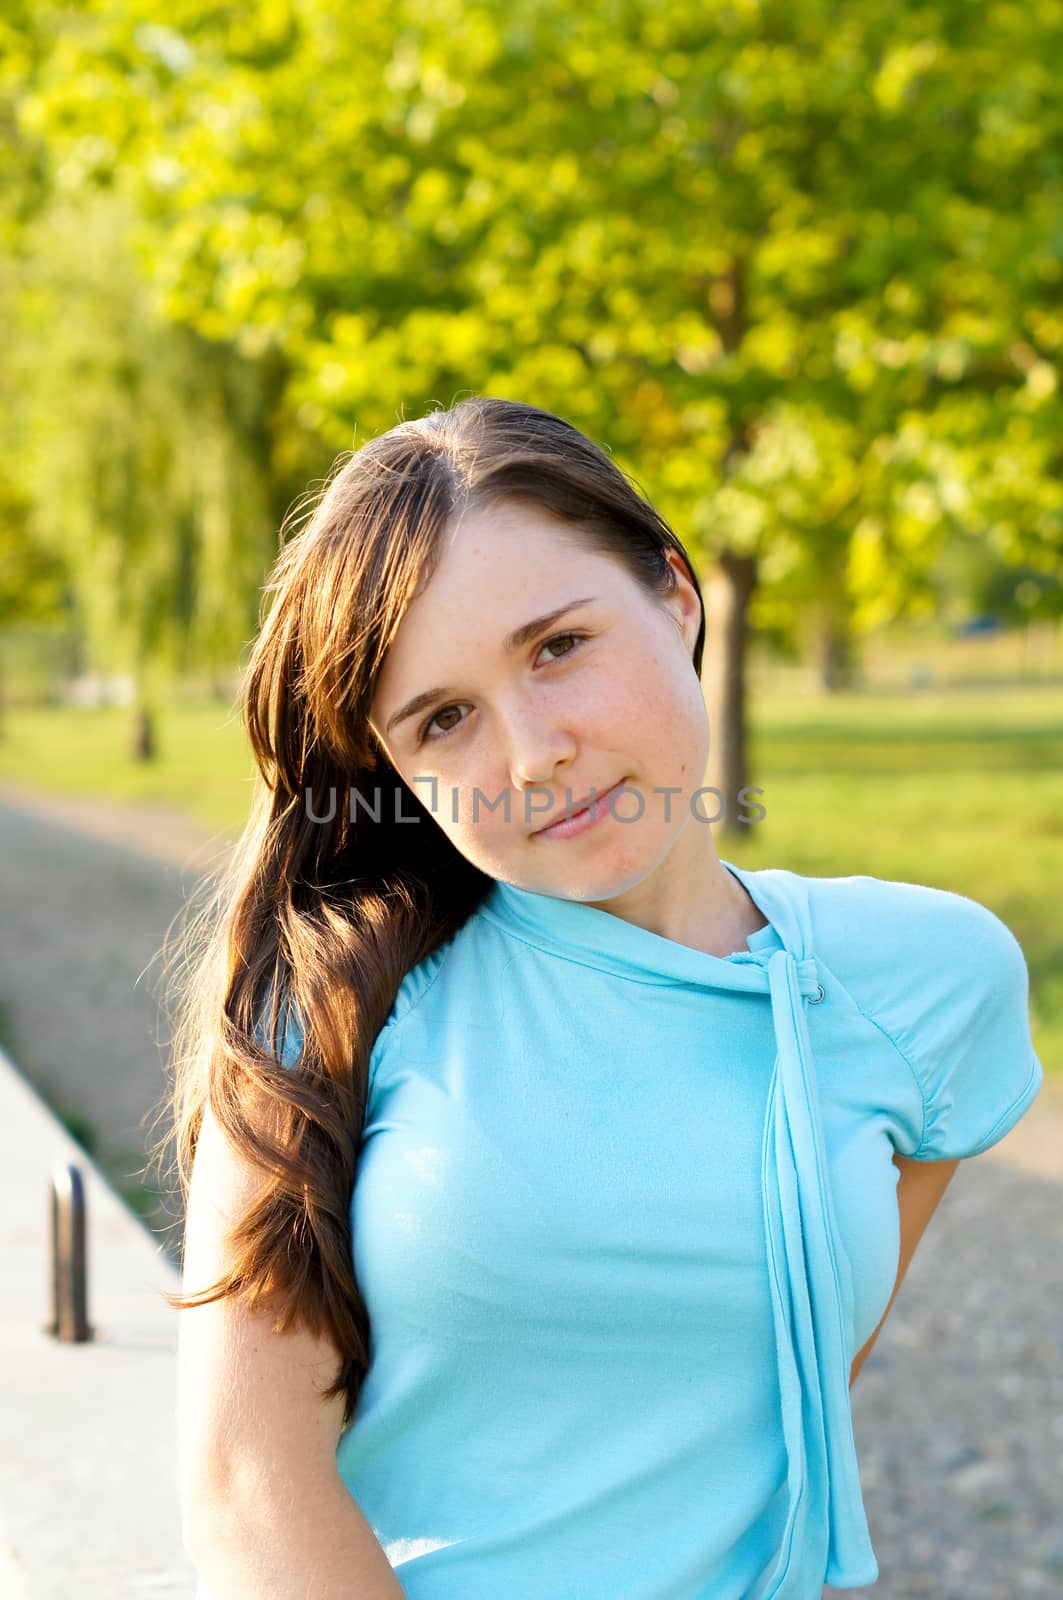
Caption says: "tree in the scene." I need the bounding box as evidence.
[11,0,1063,819]
[4,190,281,755]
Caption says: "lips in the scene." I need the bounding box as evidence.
[534,778,625,834]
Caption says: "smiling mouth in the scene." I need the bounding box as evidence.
[534,778,626,834]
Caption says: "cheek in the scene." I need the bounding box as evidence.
[406,771,522,847]
[401,647,705,845]
[606,652,707,764]
[574,650,676,731]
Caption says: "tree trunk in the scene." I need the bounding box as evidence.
[702,549,759,845]
[131,700,157,762]
[806,605,861,693]
[700,261,757,843]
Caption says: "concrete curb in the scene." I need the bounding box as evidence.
[0,1045,197,1598]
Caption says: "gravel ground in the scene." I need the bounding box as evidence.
[0,779,238,1259]
[1,778,1059,1598]
[827,1129,1063,1599]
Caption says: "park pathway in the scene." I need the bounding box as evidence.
[0,777,1059,1598]
[0,779,239,1255]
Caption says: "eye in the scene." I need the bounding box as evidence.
[538,630,583,664]
[416,631,588,745]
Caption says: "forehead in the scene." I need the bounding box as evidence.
[381,502,618,664]
[433,498,592,590]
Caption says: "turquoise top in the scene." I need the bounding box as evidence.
[262,861,1043,1599]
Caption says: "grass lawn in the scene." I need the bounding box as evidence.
[0,682,1058,1076]
[0,696,256,837]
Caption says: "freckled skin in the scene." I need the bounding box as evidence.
[369,499,763,955]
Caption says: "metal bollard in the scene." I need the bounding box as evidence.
[46,1162,94,1342]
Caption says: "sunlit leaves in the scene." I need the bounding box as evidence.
[4,0,1063,671]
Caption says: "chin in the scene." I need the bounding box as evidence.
[548,857,652,903]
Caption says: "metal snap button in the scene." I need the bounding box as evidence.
[808,983,825,1004]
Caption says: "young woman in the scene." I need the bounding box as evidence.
[167,396,1044,1600]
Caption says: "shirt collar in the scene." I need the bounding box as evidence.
[480,858,802,991]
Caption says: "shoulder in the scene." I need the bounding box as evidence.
[800,869,1040,1159]
[803,870,1028,1022]
[804,870,1025,996]
[375,939,454,1043]
[255,934,459,1082]
[368,921,477,1089]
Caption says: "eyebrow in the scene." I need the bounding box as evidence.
[383,597,599,737]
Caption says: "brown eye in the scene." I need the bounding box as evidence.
[417,631,589,745]
[418,703,464,743]
[540,632,580,661]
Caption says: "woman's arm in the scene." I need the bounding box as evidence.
[849,1153,961,1388]
[179,1102,406,1598]
[188,1467,407,1599]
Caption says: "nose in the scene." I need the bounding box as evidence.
[506,701,577,797]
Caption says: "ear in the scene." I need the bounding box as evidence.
[662,548,703,657]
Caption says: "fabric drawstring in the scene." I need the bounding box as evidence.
[749,948,879,1597]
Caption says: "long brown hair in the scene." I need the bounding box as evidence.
[151,395,707,1431]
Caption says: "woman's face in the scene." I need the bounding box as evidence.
[367,497,707,902]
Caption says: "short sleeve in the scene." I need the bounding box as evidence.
[367,1010,400,1099]
[364,940,456,1101]
[901,896,1043,1161]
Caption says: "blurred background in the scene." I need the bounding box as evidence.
[0,2,1060,1597]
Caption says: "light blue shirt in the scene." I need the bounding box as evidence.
[255,860,1044,1599]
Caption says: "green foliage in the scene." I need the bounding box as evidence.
[0,480,70,626]
[6,191,281,681]
[2,0,1062,671]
